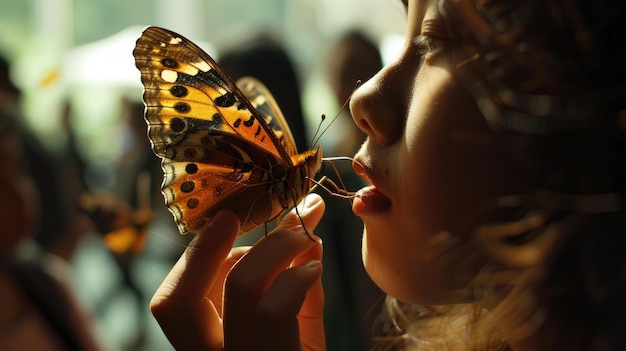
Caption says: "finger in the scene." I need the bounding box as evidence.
[291,237,325,350]
[256,239,326,351]
[280,195,326,350]
[278,193,326,230]
[223,194,326,350]
[204,193,327,319]
[207,246,250,317]
[288,234,324,317]
[150,211,240,350]
[284,194,326,321]
[299,270,326,351]
[225,232,322,351]
[257,260,324,351]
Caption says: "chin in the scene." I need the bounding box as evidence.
[361,226,409,300]
[361,223,473,306]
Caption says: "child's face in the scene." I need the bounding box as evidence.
[351,0,513,304]
[0,131,38,254]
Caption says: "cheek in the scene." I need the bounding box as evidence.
[403,78,497,226]
[360,75,491,304]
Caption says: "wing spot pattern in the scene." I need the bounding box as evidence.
[187,198,199,209]
[174,102,191,113]
[193,60,211,72]
[185,163,198,174]
[161,58,179,68]
[200,135,216,147]
[170,85,188,97]
[215,92,236,107]
[181,181,195,193]
[184,148,197,159]
[210,113,222,128]
[169,37,183,45]
[170,117,186,132]
[213,185,224,197]
[161,70,178,83]
[243,115,255,127]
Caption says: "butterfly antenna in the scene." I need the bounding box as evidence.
[311,80,362,147]
[310,114,326,148]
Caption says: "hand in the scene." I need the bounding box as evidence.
[151,193,326,351]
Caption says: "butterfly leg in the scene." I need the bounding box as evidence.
[321,157,353,192]
[307,176,356,200]
[290,189,315,241]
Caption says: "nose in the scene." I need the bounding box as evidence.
[349,57,412,146]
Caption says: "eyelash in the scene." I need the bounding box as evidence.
[414,35,445,56]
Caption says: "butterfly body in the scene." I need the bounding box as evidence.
[133,26,321,235]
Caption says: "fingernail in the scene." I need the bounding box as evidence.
[298,193,323,212]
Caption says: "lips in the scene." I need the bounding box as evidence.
[352,185,391,214]
[352,156,392,215]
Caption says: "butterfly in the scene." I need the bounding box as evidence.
[80,190,152,255]
[133,26,322,236]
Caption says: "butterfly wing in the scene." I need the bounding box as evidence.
[159,131,292,234]
[236,77,299,157]
[134,26,292,162]
[133,26,298,234]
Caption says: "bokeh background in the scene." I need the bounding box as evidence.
[1,1,406,350]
